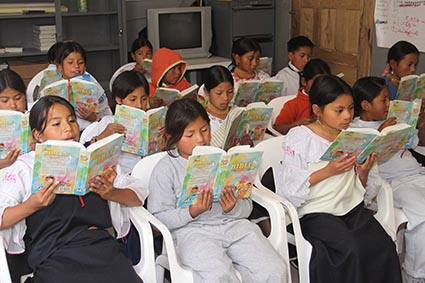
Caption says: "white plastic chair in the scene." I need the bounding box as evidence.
[109,62,136,92]
[26,69,44,104]
[253,136,400,283]
[266,95,296,136]
[79,121,100,144]
[131,151,293,283]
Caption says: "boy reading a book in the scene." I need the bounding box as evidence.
[352,76,425,283]
[278,75,401,283]
[149,48,192,108]
[0,69,27,169]
[0,96,148,282]
[274,35,314,96]
[147,99,286,282]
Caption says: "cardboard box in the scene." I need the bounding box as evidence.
[9,60,48,86]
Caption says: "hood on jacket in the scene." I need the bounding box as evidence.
[151,48,187,88]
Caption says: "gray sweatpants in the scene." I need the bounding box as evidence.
[174,219,287,283]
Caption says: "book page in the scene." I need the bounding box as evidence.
[114,105,145,155]
[0,112,23,158]
[142,106,167,156]
[233,81,261,107]
[396,75,418,101]
[70,79,99,112]
[255,80,284,104]
[153,88,180,106]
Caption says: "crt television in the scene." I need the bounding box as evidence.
[147,6,212,59]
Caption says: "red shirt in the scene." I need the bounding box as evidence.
[274,88,311,125]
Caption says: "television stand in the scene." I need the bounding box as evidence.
[185,56,232,84]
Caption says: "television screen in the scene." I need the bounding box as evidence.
[158,12,202,50]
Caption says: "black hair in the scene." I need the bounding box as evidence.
[309,75,353,109]
[287,36,315,53]
[387,41,419,66]
[203,65,234,91]
[47,42,64,63]
[302,58,331,82]
[131,37,153,54]
[0,69,26,95]
[164,99,210,155]
[30,96,76,137]
[231,37,262,68]
[112,70,149,100]
[55,41,87,65]
[352,76,387,116]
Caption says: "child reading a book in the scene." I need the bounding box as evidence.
[149,48,192,108]
[230,37,270,83]
[0,69,27,169]
[273,58,330,135]
[274,35,314,96]
[130,36,153,79]
[277,75,402,283]
[81,70,149,174]
[352,76,425,283]
[55,41,113,129]
[383,40,420,100]
[0,95,147,282]
[147,99,286,282]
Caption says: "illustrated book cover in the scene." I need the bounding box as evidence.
[233,79,284,107]
[177,145,263,207]
[0,110,32,159]
[31,133,123,195]
[114,104,166,156]
[152,84,199,106]
[395,73,425,101]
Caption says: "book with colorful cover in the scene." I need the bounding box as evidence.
[113,104,166,156]
[152,84,199,106]
[177,145,263,207]
[395,73,425,101]
[140,58,152,81]
[223,102,273,151]
[233,79,284,107]
[258,56,273,75]
[39,64,62,92]
[387,99,421,148]
[31,133,123,195]
[40,78,99,113]
[320,123,412,163]
[0,110,32,159]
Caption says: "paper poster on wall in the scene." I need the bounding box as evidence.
[375,0,425,52]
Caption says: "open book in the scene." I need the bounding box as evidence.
[396,73,425,101]
[0,110,32,158]
[114,104,166,156]
[233,79,284,107]
[40,78,99,112]
[152,84,199,106]
[223,102,273,151]
[258,57,273,76]
[39,64,62,93]
[31,133,123,195]
[320,123,412,163]
[139,58,152,80]
[177,145,263,207]
[387,99,421,148]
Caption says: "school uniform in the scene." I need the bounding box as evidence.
[277,125,402,283]
[352,117,425,280]
[273,61,302,96]
[80,115,142,174]
[0,151,148,283]
[147,151,286,283]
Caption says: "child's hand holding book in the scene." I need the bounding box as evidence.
[89,167,117,200]
[188,188,213,218]
[27,177,58,211]
[218,186,237,213]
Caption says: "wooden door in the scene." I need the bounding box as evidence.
[291,0,374,85]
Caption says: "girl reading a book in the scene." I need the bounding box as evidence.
[383,40,420,100]
[273,58,331,135]
[0,69,27,169]
[147,99,286,283]
[230,37,270,83]
[56,41,113,130]
[277,74,401,283]
[149,47,192,109]
[0,96,147,283]
[130,36,153,80]
[81,70,149,174]
[352,76,425,283]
